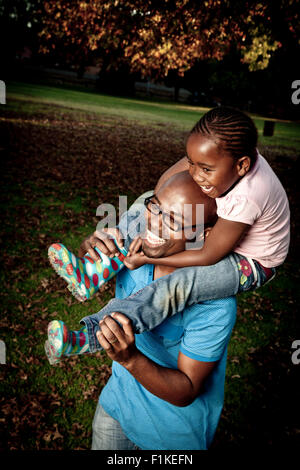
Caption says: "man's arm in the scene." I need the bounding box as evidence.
[97,313,216,407]
[125,351,216,407]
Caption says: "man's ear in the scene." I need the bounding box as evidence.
[236,156,251,176]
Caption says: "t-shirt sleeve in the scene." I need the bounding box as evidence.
[217,194,262,225]
[180,298,237,362]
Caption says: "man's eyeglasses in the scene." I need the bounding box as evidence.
[144,195,201,233]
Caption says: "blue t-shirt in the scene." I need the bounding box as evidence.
[99,264,237,450]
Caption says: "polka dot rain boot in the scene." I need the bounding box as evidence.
[45,320,89,365]
[48,242,127,302]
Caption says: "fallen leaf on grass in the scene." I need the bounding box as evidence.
[41,278,49,289]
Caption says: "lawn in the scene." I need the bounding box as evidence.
[0,81,299,449]
[6,81,300,152]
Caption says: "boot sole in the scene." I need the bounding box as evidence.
[48,244,89,302]
[45,320,67,364]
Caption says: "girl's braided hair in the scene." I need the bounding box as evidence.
[190,106,258,165]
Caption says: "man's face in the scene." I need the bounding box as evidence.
[141,185,206,259]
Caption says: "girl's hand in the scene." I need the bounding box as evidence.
[96,313,140,367]
[78,228,124,261]
[123,236,148,270]
[123,251,147,270]
[127,236,143,256]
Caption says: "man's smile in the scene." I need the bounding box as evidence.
[144,229,167,247]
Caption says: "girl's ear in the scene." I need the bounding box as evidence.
[236,156,251,176]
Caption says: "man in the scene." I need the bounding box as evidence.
[86,171,236,450]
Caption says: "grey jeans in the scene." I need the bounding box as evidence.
[92,402,140,450]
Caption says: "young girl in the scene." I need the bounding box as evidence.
[45,106,290,364]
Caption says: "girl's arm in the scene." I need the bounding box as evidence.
[125,218,250,270]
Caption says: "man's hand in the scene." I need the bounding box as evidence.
[78,228,124,261]
[96,313,140,366]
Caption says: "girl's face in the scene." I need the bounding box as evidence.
[186,134,250,198]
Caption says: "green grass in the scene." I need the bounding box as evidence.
[0,175,115,449]
[0,81,299,449]
[6,81,300,151]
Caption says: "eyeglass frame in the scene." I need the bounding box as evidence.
[143,194,203,233]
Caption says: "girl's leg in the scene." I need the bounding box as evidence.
[48,242,127,302]
[45,198,148,363]
[81,253,240,352]
[47,191,151,302]
[234,253,276,292]
[45,320,90,364]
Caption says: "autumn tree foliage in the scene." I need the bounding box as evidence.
[38,0,299,79]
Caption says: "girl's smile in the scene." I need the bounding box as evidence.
[186,134,250,198]
[198,185,214,194]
